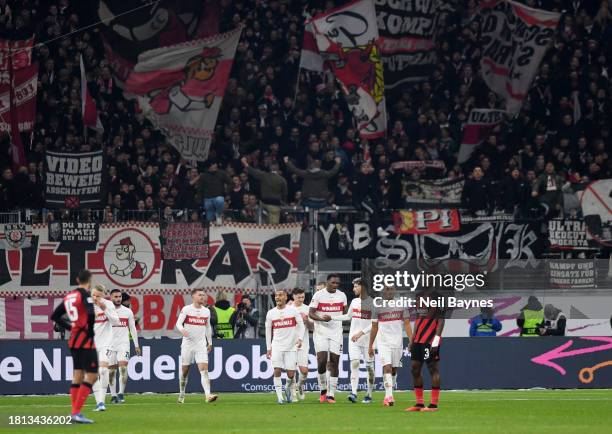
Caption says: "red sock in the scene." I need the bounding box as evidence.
[414,387,424,405]
[431,387,440,405]
[73,382,93,415]
[70,384,79,411]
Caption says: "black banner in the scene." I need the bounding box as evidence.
[375,0,444,88]
[159,221,209,260]
[548,219,590,250]
[44,150,106,209]
[47,222,99,243]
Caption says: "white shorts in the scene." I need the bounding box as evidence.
[313,334,343,355]
[378,345,402,368]
[106,347,130,365]
[348,341,373,363]
[181,345,209,366]
[297,347,309,367]
[271,348,297,370]
[97,346,112,365]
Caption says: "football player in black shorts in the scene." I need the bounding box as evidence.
[406,291,446,412]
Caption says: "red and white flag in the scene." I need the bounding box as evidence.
[479,0,560,115]
[126,27,242,161]
[80,55,103,132]
[458,109,505,163]
[310,0,387,139]
[299,22,324,72]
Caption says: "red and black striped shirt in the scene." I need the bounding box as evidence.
[413,306,445,345]
[51,288,96,349]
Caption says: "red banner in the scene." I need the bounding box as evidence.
[393,209,460,234]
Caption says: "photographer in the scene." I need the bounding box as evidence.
[469,307,502,337]
[538,304,567,336]
[234,295,259,339]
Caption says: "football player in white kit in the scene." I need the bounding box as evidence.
[309,274,347,404]
[368,285,412,407]
[175,288,218,403]
[265,289,304,404]
[107,289,140,404]
[91,284,119,412]
[332,278,375,403]
[290,288,313,400]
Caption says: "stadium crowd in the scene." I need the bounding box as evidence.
[0,0,610,224]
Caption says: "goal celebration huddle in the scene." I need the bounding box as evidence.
[51,270,445,424]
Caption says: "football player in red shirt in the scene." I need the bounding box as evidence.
[52,269,106,424]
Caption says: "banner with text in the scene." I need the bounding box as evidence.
[548,219,589,250]
[0,222,301,297]
[160,221,209,260]
[393,209,460,234]
[375,0,438,87]
[44,150,106,209]
[402,177,464,207]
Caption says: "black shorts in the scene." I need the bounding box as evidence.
[411,343,441,364]
[70,348,99,373]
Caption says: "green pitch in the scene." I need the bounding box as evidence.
[1,390,611,433]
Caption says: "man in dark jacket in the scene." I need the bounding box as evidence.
[196,161,232,225]
[284,156,340,209]
[461,166,492,215]
[500,169,531,215]
[241,157,287,224]
[538,304,566,336]
[469,307,502,336]
[532,162,565,218]
[352,161,389,237]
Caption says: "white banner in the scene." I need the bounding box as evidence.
[479,1,560,114]
[0,222,301,297]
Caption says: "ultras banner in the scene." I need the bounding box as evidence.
[0,222,301,297]
[1,338,610,394]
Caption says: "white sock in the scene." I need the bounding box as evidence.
[326,370,331,390]
[179,373,188,397]
[366,364,375,397]
[200,370,211,397]
[350,360,360,395]
[92,376,102,404]
[286,376,294,399]
[384,373,393,399]
[392,373,398,389]
[329,376,338,397]
[273,376,283,401]
[109,369,117,397]
[119,366,128,394]
[298,371,307,394]
[317,372,327,393]
[98,367,109,404]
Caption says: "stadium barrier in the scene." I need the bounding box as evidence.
[1,338,610,395]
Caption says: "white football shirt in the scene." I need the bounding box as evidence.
[373,303,409,349]
[265,305,305,351]
[310,289,347,341]
[94,298,119,349]
[111,305,139,351]
[175,304,212,347]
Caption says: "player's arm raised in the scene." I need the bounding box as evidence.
[175,307,188,337]
[265,312,272,359]
[105,299,120,326]
[128,311,141,356]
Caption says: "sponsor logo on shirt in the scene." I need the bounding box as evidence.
[95,312,107,323]
[272,317,297,329]
[185,315,209,326]
[113,317,129,327]
[352,308,372,319]
[317,302,345,313]
[378,311,403,322]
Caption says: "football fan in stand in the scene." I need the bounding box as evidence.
[309,274,348,403]
[51,269,99,424]
[265,289,305,404]
[406,289,447,412]
[175,288,218,403]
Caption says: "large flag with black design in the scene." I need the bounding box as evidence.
[479,0,560,115]
[125,27,242,161]
[310,0,387,139]
[458,109,505,163]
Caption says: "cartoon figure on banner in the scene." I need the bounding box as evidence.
[109,237,148,279]
[2,224,31,249]
[149,47,222,115]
